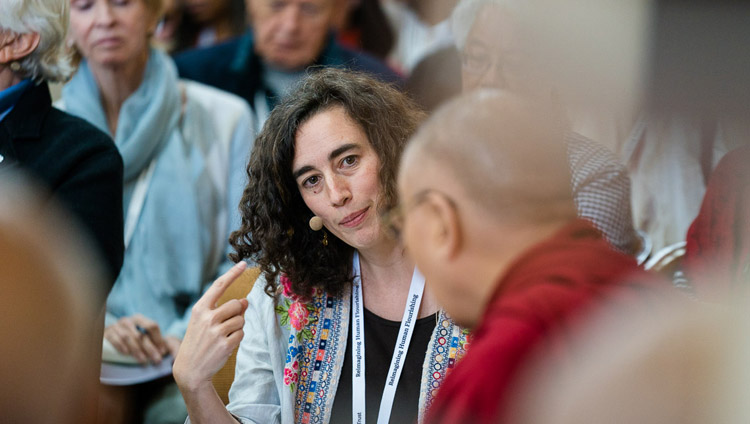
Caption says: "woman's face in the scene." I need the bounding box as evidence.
[292,106,385,252]
[69,0,156,68]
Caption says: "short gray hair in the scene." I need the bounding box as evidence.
[0,0,73,82]
[452,0,517,51]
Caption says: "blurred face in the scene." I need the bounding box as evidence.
[461,5,526,92]
[292,106,385,251]
[69,0,156,68]
[248,0,334,70]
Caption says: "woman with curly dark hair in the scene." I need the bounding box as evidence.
[174,68,470,424]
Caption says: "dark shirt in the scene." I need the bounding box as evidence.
[330,308,436,424]
[0,79,31,122]
[0,81,124,301]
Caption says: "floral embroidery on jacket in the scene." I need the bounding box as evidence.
[276,274,319,393]
[275,274,318,341]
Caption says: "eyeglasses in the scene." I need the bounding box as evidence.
[461,49,524,82]
[462,51,496,75]
[383,189,458,241]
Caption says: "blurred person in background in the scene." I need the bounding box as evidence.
[170,0,246,54]
[622,115,740,255]
[398,90,669,424]
[174,0,401,126]
[451,0,648,260]
[334,0,395,60]
[0,0,123,300]
[0,177,106,424]
[380,0,458,75]
[683,145,750,303]
[62,0,254,420]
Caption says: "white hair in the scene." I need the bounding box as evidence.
[451,0,517,51]
[0,0,73,82]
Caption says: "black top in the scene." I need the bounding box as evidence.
[0,82,124,302]
[330,308,437,424]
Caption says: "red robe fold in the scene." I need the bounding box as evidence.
[425,219,665,424]
[684,145,750,302]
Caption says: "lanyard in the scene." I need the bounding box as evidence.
[351,252,426,424]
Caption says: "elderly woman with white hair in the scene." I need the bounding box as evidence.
[0,0,124,293]
[59,0,255,421]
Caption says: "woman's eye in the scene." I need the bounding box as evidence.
[341,155,358,167]
[302,175,320,188]
[72,0,93,10]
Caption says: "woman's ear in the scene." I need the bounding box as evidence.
[0,31,40,65]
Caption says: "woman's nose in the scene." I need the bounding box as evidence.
[327,175,351,207]
[93,2,116,26]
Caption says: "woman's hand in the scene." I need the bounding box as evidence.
[173,261,249,393]
[104,314,168,364]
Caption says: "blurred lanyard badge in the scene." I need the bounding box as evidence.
[351,252,426,424]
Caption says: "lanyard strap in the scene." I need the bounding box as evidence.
[123,160,156,249]
[351,252,426,424]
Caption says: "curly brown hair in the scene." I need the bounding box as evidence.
[229,68,426,298]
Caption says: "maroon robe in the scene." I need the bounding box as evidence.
[425,219,665,424]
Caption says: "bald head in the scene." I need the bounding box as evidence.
[403,90,576,225]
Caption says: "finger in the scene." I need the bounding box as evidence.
[140,334,164,364]
[225,328,244,351]
[218,315,245,336]
[200,261,248,309]
[123,336,148,364]
[110,325,134,356]
[213,298,248,323]
[132,315,167,354]
[104,329,129,356]
[121,325,149,363]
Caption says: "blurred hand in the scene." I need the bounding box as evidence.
[173,262,249,392]
[104,314,168,364]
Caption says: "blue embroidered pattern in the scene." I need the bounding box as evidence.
[418,310,470,421]
[293,288,349,424]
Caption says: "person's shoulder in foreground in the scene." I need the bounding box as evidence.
[1,81,123,291]
[397,89,674,424]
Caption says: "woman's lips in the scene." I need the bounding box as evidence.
[339,207,369,228]
[94,37,123,48]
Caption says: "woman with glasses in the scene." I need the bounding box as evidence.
[174,68,469,424]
